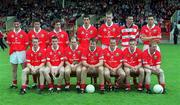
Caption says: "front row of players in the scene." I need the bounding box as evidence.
[20,36,166,94]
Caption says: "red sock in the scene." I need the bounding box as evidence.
[160,83,165,88]
[13,80,17,85]
[126,83,131,89]
[80,84,86,90]
[99,84,104,90]
[48,83,54,89]
[21,85,27,89]
[65,82,70,86]
[56,85,62,89]
[76,81,80,86]
[138,83,142,88]
[145,84,150,90]
[39,85,44,89]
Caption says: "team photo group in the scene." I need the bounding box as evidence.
[7,11,166,95]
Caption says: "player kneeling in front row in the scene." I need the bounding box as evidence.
[42,36,65,93]
[123,39,144,91]
[80,38,105,94]
[104,38,125,91]
[20,37,46,94]
[142,42,166,94]
[64,36,83,91]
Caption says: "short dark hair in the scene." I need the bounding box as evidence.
[52,19,61,26]
[83,15,90,20]
[129,38,136,42]
[90,38,97,43]
[32,37,39,41]
[148,15,154,18]
[14,19,21,23]
[126,15,133,19]
[52,36,58,40]
[32,18,40,23]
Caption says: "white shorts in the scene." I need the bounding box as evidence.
[143,45,160,52]
[10,51,26,64]
[101,44,108,49]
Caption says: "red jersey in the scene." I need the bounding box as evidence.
[77,25,97,48]
[123,47,142,67]
[26,47,46,66]
[48,29,69,49]
[98,23,120,46]
[120,24,139,47]
[140,24,161,45]
[64,45,83,64]
[82,47,103,65]
[7,29,29,55]
[103,47,123,68]
[28,28,49,48]
[142,49,161,66]
[46,46,64,66]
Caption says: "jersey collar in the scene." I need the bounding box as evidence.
[109,46,117,52]
[53,29,62,33]
[128,46,137,54]
[70,45,78,51]
[89,47,97,52]
[13,28,21,34]
[34,28,41,33]
[32,46,40,52]
[148,48,156,56]
[105,22,113,27]
[51,45,59,51]
[147,24,155,29]
[83,24,91,30]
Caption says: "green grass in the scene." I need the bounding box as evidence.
[0,44,180,105]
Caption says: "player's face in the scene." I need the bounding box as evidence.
[106,15,113,23]
[54,22,61,29]
[148,17,154,25]
[71,38,78,47]
[83,18,90,26]
[126,17,133,25]
[110,40,116,48]
[90,41,96,50]
[34,22,41,29]
[129,41,136,51]
[150,44,157,53]
[52,38,58,47]
[13,22,21,29]
[32,39,39,48]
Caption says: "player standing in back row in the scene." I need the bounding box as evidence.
[98,12,120,49]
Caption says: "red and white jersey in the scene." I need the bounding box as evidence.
[82,46,103,65]
[26,47,46,66]
[48,29,69,49]
[103,47,123,68]
[120,24,139,47]
[64,45,83,64]
[28,28,49,48]
[140,24,161,45]
[98,22,120,46]
[142,49,161,66]
[46,46,64,66]
[123,47,142,67]
[77,25,97,48]
[7,29,29,55]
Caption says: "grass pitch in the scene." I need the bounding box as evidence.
[0,44,180,105]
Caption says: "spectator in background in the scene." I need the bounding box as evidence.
[0,30,7,51]
[173,21,180,45]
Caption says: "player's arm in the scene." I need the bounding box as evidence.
[47,61,52,68]
[27,63,34,70]
[144,65,156,71]
[82,60,91,67]
[58,61,64,68]
[93,60,103,68]
[124,62,134,69]
[104,63,113,70]
[112,63,122,71]
[65,61,71,66]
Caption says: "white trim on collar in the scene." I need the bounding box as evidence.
[148,48,156,56]
[109,46,117,52]
[70,45,79,51]
[105,22,113,27]
[83,24,91,30]
[89,46,97,52]
[13,28,21,34]
[32,46,40,52]
[34,28,41,33]
[128,46,137,54]
[51,45,59,51]
[53,29,62,33]
[147,24,155,29]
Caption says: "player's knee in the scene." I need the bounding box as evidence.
[139,68,144,75]
[145,69,151,75]
[104,70,110,77]
[124,68,130,75]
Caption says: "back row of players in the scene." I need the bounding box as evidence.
[7,12,165,94]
